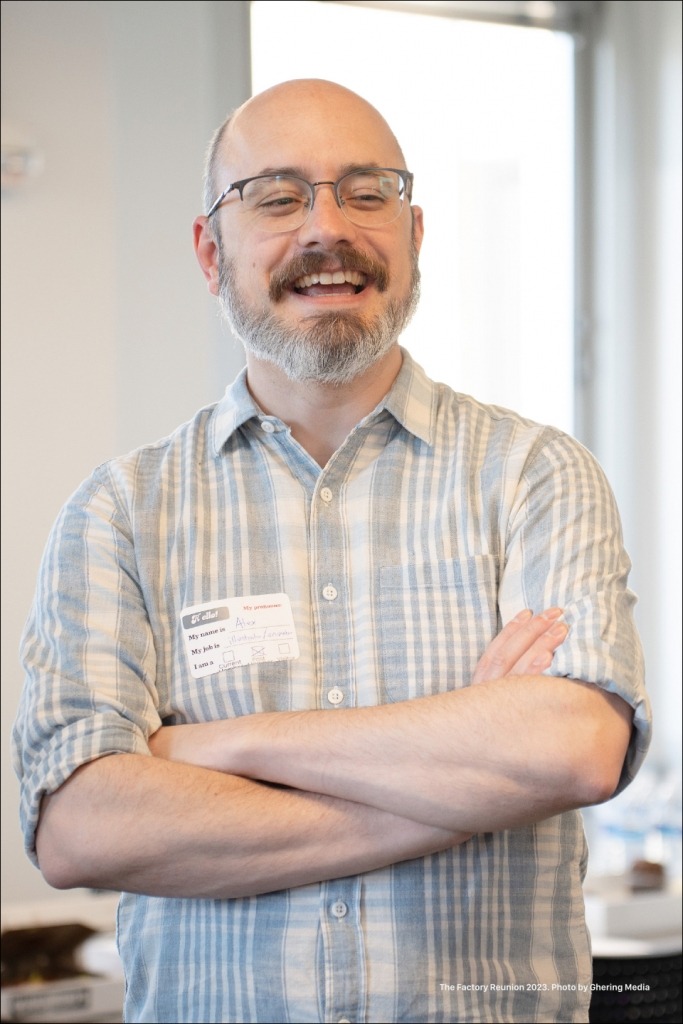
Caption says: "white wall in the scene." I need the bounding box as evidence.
[1,0,250,907]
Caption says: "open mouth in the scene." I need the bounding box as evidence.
[269,250,387,302]
[291,269,368,297]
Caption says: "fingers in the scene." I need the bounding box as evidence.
[510,617,568,675]
[472,608,568,685]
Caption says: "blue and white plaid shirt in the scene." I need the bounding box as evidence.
[15,351,650,1023]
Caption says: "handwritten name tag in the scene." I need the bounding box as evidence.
[180,593,299,678]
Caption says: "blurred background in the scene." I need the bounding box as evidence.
[2,0,681,928]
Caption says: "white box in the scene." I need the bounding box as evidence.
[584,885,682,939]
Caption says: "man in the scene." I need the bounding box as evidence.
[14,80,650,1023]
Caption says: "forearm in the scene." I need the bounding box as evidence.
[35,753,468,899]
[166,675,632,833]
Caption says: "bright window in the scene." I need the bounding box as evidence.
[251,0,575,432]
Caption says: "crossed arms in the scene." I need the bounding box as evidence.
[35,609,632,899]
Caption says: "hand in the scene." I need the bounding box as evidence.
[472,608,568,685]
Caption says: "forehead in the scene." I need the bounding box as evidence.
[221,84,405,183]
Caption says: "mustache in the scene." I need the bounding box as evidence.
[269,248,389,302]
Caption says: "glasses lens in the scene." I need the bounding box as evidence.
[337,170,406,226]
[241,176,311,231]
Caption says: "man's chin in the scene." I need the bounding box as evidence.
[218,254,420,386]
[243,321,397,387]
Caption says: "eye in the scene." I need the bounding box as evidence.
[345,190,386,207]
[340,172,398,208]
[243,177,310,216]
[259,194,305,211]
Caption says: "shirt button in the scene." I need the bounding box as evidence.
[322,584,338,601]
[331,900,348,918]
[260,420,276,433]
[320,487,333,503]
[327,687,344,706]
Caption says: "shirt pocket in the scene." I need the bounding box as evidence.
[378,555,499,703]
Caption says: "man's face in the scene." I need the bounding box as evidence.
[207,82,424,385]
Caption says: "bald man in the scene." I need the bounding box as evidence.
[15,81,650,1024]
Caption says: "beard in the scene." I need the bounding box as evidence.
[217,243,421,386]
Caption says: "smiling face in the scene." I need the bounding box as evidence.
[198,80,423,385]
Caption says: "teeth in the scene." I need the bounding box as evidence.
[293,270,366,289]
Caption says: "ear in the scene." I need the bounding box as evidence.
[410,205,425,255]
[193,216,220,296]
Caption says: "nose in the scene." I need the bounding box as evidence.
[296,181,358,248]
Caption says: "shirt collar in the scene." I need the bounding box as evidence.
[210,367,261,455]
[210,348,437,456]
[379,348,436,446]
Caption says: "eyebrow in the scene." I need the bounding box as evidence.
[248,162,387,180]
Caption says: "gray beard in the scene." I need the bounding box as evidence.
[217,252,420,387]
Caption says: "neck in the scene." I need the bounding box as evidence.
[245,346,403,467]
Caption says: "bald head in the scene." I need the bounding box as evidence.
[203,79,407,216]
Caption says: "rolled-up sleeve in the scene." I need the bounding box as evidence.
[498,430,651,793]
[13,468,162,864]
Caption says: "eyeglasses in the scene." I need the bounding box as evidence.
[206,168,413,232]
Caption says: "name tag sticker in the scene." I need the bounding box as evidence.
[180,593,299,678]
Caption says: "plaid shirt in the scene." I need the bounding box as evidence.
[15,351,650,1023]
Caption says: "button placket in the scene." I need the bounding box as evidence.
[309,460,355,716]
[319,878,365,1024]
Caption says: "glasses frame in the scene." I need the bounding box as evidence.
[206,168,414,228]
